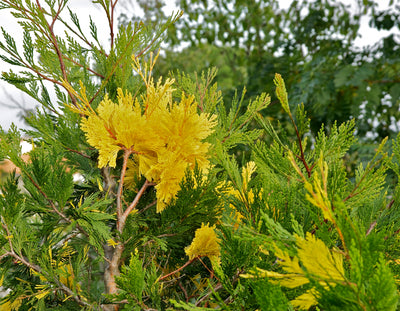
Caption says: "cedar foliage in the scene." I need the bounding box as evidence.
[0,1,399,310]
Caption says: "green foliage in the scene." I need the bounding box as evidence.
[131,0,400,142]
[0,1,400,310]
[114,252,147,310]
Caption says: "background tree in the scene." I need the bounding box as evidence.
[122,0,400,141]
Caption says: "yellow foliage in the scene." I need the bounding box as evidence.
[58,263,79,290]
[29,244,82,300]
[185,223,221,262]
[33,285,51,300]
[291,289,320,310]
[67,52,217,212]
[107,238,119,248]
[0,296,22,311]
[295,233,345,283]
[241,161,257,192]
[304,156,332,222]
[241,232,345,310]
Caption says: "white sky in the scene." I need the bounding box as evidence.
[0,0,397,130]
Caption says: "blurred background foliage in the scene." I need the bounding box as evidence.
[120,0,400,142]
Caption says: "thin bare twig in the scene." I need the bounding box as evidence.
[62,55,105,79]
[159,257,198,281]
[36,0,77,107]
[116,148,133,232]
[105,149,154,296]
[366,221,377,236]
[289,114,311,177]
[137,200,157,214]
[109,0,119,50]
[64,146,91,159]
[121,180,153,226]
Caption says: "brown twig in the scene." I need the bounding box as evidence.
[178,281,189,302]
[195,268,243,307]
[105,150,154,297]
[387,198,395,209]
[3,1,48,37]
[64,146,91,159]
[159,257,198,281]
[4,1,80,107]
[116,150,154,233]
[289,113,311,177]
[121,180,153,226]
[135,30,164,59]
[366,221,377,236]
[195,283,223,306]
[56,14,109,57]
[62,55,105,79]
[35,0,78,107]
[116,148,133,232]
[109,0,119,50]
[2,47,64,86]
[137,200,157,214]
[49,0,64,29]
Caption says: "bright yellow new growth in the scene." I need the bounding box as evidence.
[304,156,332,222]
[107,238,119,248]
[0,276,22,309]
[29,243,83,301]
[67,51,217,212]
[241,161,257,196]
[185,223,221,261]
[241,232,345,310]
[0,296,22,311]
[288,150,349,253]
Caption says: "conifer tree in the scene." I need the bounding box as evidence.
[0,1,399,310]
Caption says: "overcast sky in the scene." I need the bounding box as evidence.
[0,0,397,131]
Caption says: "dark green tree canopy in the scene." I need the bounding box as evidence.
[123,0,400,140]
